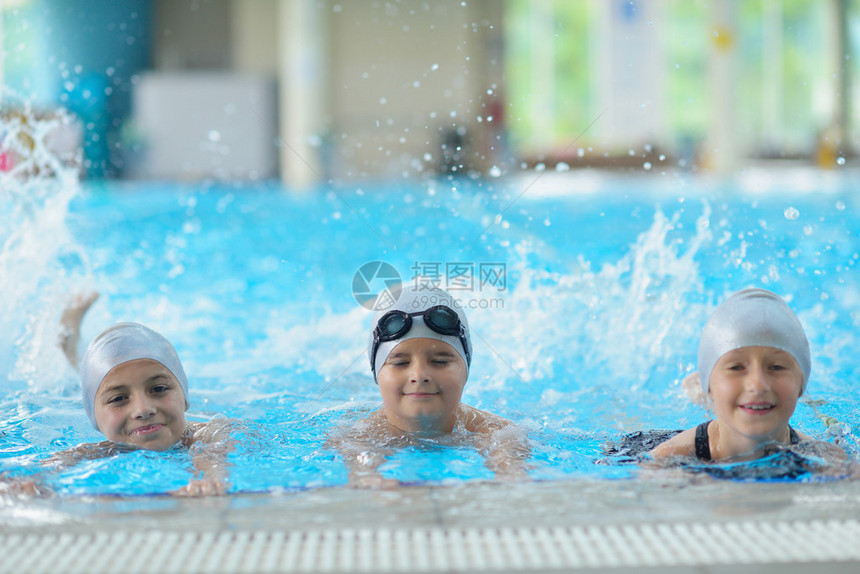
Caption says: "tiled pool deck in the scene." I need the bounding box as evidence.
[2,477,860,573]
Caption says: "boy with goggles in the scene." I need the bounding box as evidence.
[370,305,471,378]
[333,285,529,488]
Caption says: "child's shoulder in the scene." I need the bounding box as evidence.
[47,440,135,468]
[458,404,514,434]
[183,417,238,447]
[649,427,698,459]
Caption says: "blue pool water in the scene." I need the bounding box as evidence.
[1,165,859,495]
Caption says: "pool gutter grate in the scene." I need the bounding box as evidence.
[2,519,859,573]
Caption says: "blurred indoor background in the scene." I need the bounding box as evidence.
[0,0,856,186]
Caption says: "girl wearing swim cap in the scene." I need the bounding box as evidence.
[651,288,844,462]
[51,293,235,496]
[333,284,529,488]
[79,321,192,451]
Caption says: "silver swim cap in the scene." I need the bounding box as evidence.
[368,285,472,383]
[80,322,189,430]
[698,288,810,395]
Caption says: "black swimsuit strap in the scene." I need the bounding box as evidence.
[696,422,800,462]
[694,421,712,461]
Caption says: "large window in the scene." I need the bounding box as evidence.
[504,0,854,161]
[504,1,594,156]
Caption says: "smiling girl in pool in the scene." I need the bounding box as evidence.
[651,288,845,464]
[51,293,235,496]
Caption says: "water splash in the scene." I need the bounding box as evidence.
[473,203,712,396]
[0,93,89,391]
[236,199,715,439]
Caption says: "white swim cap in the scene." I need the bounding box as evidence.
[80,322,189,430]
[368,284,472,383]
[698,288,810,395]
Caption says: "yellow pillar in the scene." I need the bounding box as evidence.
[702,0,740,174]
[816,0,850,168]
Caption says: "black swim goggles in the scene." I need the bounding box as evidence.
[370,305,471,374]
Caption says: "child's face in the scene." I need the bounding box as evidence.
[93,358,187,451]
[376,338,468,434]
[708,346,803,444]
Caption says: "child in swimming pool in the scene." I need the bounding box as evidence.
[332,285,530,488]
[52,292,234,496]
[651,288,845,463]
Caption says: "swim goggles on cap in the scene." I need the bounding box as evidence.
[370,305,471,373]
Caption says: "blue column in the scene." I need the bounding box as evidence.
[2,0,151,178]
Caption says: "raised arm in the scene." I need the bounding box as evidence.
[59,290,99,369]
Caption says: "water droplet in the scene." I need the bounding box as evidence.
[836,201,846,211]
[488,165,502,178]
[555,162,570,172]
[207,130,221,142]
[837,156,846,166]
[643,162,652,171]
[784,207,799,220]
[430,63,439,71]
